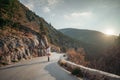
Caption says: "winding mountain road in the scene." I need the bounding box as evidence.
[0,52,82,80]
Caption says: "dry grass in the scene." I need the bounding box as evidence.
[67,48,89,66]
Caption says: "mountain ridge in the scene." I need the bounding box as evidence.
[59,28,116,47]
[0,0,114,65]
[59,28,117,61]
[0,0,91,65]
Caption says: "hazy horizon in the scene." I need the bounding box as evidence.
[19,0,120,35]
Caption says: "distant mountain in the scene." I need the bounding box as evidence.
[59,28,117,60]
[59,28,116,49]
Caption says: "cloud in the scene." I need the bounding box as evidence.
[20,0,64,13]
[42,6,50,13]
[47,0,58,6]
[47,0,64,7]
[25,3,34,10]
[64,12,92,20]
[51,14,56,17]
[72,12,92,17]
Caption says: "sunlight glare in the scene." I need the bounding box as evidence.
[105,29,114,35]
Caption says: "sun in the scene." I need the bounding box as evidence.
[105,29,114,35]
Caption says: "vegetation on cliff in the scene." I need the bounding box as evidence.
[0,0,86,65]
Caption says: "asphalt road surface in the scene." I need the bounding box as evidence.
[0,52,82,80]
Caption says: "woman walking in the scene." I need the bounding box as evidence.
[47,46,51,62]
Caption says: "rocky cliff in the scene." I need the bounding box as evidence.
[0,0,84,65]
[0,0,58,65]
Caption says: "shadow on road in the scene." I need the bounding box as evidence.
[45,62,80,80]
[0,61,48,70]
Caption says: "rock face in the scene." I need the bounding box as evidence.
[0,0,71,65]
[0,30,49,64]
[0,0,83,65]
[0,0,58,65]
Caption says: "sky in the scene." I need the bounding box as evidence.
[19,0,120,35]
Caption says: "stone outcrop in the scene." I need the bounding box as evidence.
[0,32,49,65]
[0,0,83,66]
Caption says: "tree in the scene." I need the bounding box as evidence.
[67,48,88,66]
[115,34,120,47]
[40,22,47,35]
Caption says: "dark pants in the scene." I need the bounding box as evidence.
[48,56,50,62]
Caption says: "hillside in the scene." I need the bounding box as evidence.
[0,0,113,66]
[60,28,120,75]
[59,28,116,49]
[0,0,91,65]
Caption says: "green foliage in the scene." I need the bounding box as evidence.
[61,46,67,52]
[115,34,120,47]
[0,0,18,7]
[0,18,11,29]
[11,60,18,62]
[0,18,7,28]
[0,0,11,6]
[0,0,19,19]
[40,22,48,35]
[26,10,36,22]
[12,22,20,28]
[0,17,20,30]
[0,62,8,65]
[71,68,83,77]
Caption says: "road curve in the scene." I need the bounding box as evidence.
[0,52,82,80]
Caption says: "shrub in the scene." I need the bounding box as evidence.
[0,62,9,65]
[67,48,88,66]
[11,60,18,62]
[59,60,67,67]
[71,68,83,77]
